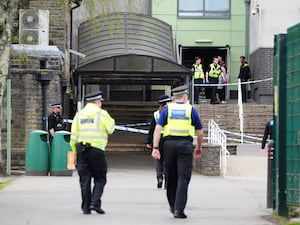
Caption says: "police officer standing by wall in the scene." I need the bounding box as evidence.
[48,103,65,143]
[192,57,205,104]
[151,85,204,219]
[70,91,115,215]
[238,56,251,103]
[147,95,171,189]
[205,57,223,104]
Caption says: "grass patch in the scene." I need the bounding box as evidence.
[0,179,14,190]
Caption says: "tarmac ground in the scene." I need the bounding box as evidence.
[0,153,275,225]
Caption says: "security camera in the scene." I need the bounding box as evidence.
[252,4,259,15]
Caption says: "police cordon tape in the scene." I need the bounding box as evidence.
[63,119,263,144]
[114,125,149,134]
[194,77,273,87]
[63,119,150,134]
[121,122,151,127]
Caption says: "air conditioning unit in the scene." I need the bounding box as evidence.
[19,9,49,45]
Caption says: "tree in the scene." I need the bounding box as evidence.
[0,0,19,165]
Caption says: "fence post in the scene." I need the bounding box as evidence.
[238,79,244,143]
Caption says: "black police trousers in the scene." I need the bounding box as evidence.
[208,77,219,103]
[76,147,107,213]
[164,138,193,213]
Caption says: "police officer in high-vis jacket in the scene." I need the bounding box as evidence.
[147,95,172,189]
[206,57,223,104]
[70,91,115,215]
[192,57,205,104]
[152,85,204,219]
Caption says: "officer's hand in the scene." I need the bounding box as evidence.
[151,149,161,160]
[146,144,152,149]
[194,146,202,159]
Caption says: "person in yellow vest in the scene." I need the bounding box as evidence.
[192,57,205,104]
[70,91,115,215]
[147,95,172,189]
[205,57,223,104]
[152,85,204,219]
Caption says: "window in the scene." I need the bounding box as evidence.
[178,0,230,18]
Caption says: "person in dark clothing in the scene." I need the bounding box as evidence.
[261,119,274,150]
[147,95,171,188]
[151,85,204,219]
[48,103,65,143]
[238,56,251,103]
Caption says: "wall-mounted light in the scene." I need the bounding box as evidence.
[252,4,260,15]
[195,39,213,43]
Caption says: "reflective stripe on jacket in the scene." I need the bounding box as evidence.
[193,64,204,79]
[70,103,115,153]
[208,63,222,78]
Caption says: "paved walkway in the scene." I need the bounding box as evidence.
[0,154,274,225]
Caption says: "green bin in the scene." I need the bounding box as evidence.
[25,130,49,176]
[50,131,73,176]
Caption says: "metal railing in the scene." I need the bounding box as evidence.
[208,119,229,177]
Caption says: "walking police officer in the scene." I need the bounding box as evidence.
[48,103,65,143]
[152,85,204,219]
[70,91,115,215]
[147,95,171,188]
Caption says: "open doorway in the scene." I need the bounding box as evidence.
[180,46,231,100]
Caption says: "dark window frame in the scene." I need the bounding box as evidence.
[177,0,231,19]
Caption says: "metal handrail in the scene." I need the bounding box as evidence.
[208,119,229,177]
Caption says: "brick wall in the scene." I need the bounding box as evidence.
[1,55,63,169]
[250,48,274,104]
[29,0,66,51]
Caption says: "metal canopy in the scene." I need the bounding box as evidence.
[76,54,191,86]
[75,13,192,86]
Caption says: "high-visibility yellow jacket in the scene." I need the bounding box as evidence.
[208,63,222,78]
[70,103,115,153]
[154,110,160,122]
[193,63,204,79]
[154,110,165,135]
[163,102,195,138]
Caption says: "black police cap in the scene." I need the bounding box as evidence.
[158,95,171,104]
[51,103,62,108]
[85,91,104,101]
[171,85,189,96]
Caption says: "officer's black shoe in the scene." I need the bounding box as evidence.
[170,208,174,214]
[157,178,163,189]
[90,205,105,214]
[174,211,187,219]
[82,210,91,215]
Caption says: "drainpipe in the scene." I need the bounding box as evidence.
[245,0,251,60]
[70,1,82,66]
[36,73,53,131]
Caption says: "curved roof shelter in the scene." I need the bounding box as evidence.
[75,13,191,86]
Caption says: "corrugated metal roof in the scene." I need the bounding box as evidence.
[78,13,176,68]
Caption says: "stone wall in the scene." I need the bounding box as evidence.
[1,54,63,165]
[250,48,274,104]
[29,0,66,51]
[194,145,221,176]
